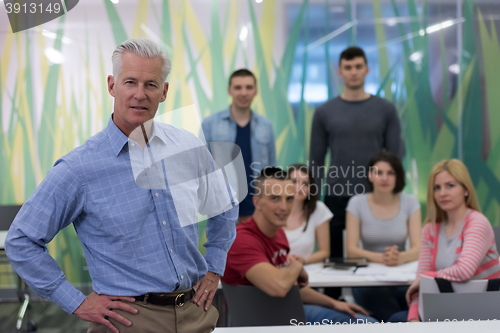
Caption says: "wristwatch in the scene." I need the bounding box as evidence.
[209,271,223,278]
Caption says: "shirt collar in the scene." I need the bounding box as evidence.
[149,121,168,146]
[222,107,255,122]
[105,115,130,157]
[105,115,168,156]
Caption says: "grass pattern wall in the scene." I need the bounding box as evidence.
[0,0,499,285]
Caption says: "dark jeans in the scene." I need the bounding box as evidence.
[352,285,409,322]
[323,195,351,299]
[387,310,409,322]
[304,305,378,324]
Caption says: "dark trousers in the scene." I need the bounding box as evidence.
[324,196,351,259]
[323,195,351,299]
[352,285,409,322]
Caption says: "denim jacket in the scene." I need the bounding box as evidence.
[201,108,276,176]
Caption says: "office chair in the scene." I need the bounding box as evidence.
[221,282,306,327]
[0,205,37,332]
[419,275,500,321]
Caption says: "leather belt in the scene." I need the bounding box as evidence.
[134,289,195,307]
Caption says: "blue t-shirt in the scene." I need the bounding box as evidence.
[235,122,254,216]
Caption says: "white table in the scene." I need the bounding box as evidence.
[304,261,418,288]
[215,320,500,332]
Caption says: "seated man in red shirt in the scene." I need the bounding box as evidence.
[222,167,377,324]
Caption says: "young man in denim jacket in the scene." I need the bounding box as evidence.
[202,69,276,223]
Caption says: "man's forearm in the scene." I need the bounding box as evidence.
[6,231,85,313]
[299,286,334,308]
[274,261,303,290]
[204,205,237,274]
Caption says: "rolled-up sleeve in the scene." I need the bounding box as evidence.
[5,159,86,314]
[204,206,237,275]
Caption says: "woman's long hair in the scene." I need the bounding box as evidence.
[288,164,318,232]
[425,159,481,224]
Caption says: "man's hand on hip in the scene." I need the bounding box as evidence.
[193,271,220,311]
[73,291,137,333]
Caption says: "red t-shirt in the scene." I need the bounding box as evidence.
[222,217,290,285]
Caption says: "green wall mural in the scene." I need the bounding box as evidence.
[0,0,499,286]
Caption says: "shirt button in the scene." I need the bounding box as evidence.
[169,249,173,253]
[180,275,184,279]
[155,193,159,197]
[163,221,167,226]
[130,143,135,147]
[148,165,152,169]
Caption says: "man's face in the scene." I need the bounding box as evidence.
[338,56,369,90]
[253,178,295,229]
[228,76,257,109]
[107,52,168,136]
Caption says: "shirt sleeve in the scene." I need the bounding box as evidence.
[383,103,402,158]
[345,195,361,219]
[5,159,86,314]
[434,214,494,281]
[225,231,270,281]
[406,194,421,216]
[200,118,212,153]
[196,143,238,275]
[311,201,333,228]
[408,223,434,321]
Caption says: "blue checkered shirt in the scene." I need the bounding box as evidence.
[5,117,237,314]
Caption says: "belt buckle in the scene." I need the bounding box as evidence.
[175,293,185,307]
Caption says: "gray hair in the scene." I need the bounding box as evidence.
[112,38,172,82]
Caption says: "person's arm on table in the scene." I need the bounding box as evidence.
[299,287,369,318]
[408,217,492,321]
[5,160,137,333]
[304,220,330,264]
[424,217,493,281]
[383,209,422,266]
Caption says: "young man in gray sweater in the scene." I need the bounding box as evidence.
[309,47,403,298]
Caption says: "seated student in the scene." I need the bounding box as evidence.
[284,164,332,264]
[345,152,421,321]
[222,167,377,324]
[389,159,500,322]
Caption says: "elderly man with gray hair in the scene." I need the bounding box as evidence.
[6,38,237,333]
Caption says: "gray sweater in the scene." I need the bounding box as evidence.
[309,95,402,197]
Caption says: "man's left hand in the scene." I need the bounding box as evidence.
[193,271,220,311]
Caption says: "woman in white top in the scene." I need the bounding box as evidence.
[284,164,333,264]
[346,152,421,322]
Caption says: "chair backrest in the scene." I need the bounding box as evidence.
[0,205,22,249]
[222,283,306,327]
[419,275,500,321]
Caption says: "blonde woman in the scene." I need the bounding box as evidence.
[389,159,500,322]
